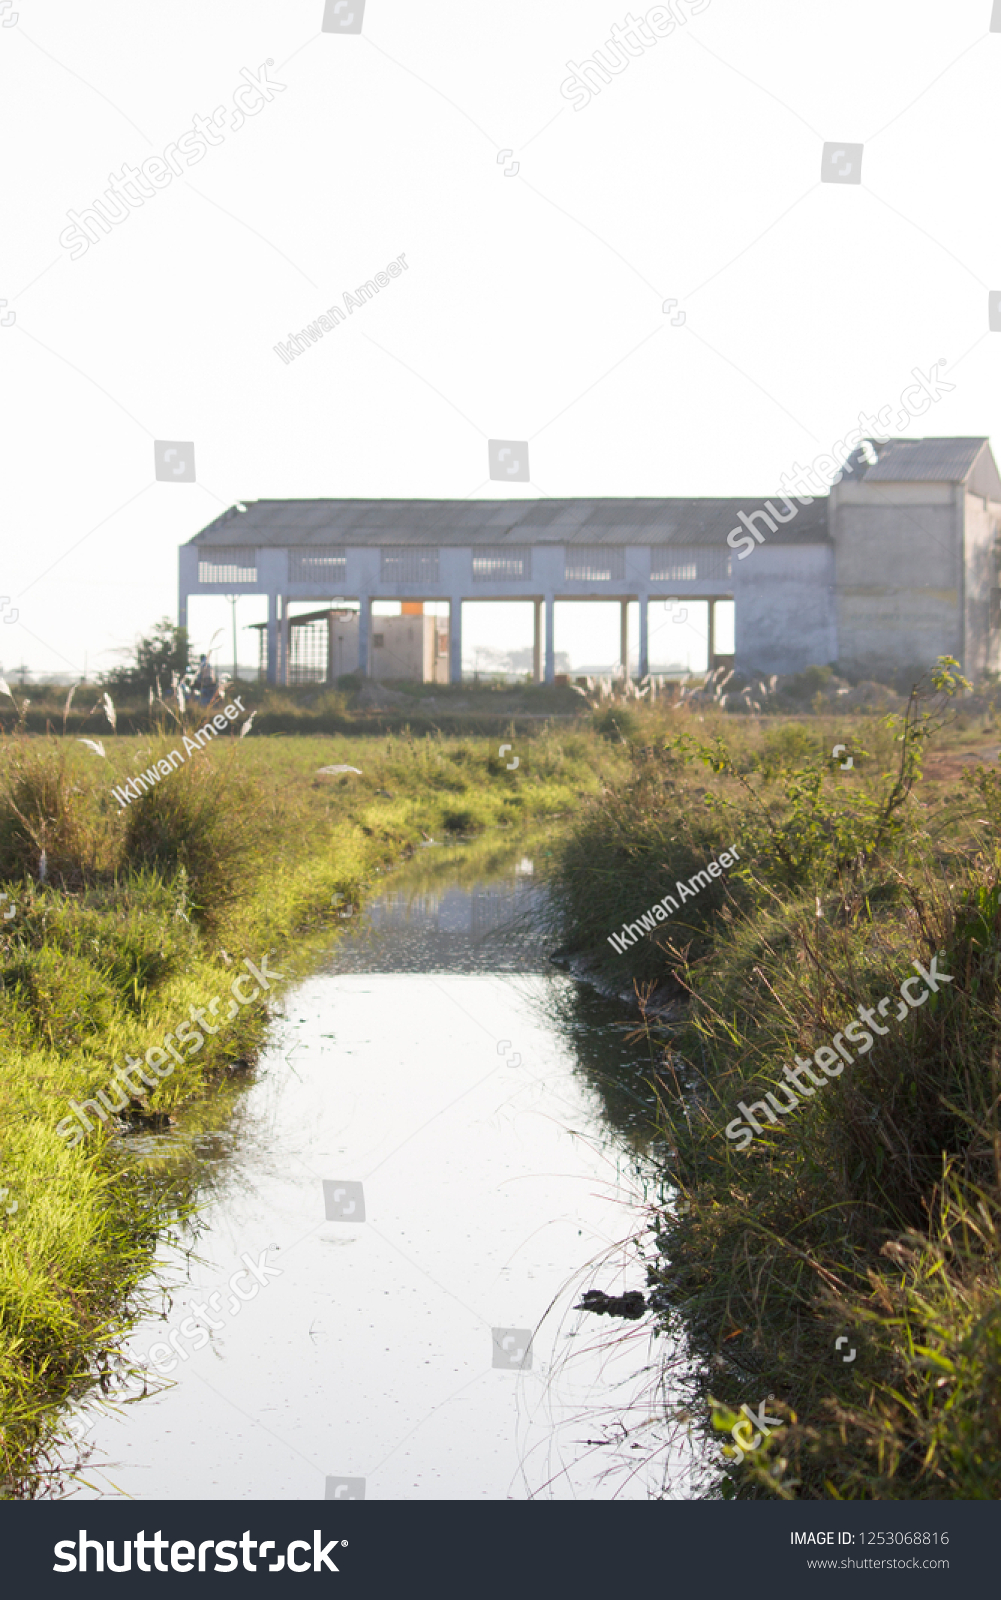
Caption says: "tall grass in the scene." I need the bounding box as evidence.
[548,670,1001,1497]
[0,721,625,1495]
[122,743,263,930]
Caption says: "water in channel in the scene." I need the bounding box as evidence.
[62,839,700,1501]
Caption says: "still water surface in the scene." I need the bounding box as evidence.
[66,843,697,1500]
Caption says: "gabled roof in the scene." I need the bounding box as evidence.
[183,438,999,553]
[843,437,998,491]
[188,495,831,549]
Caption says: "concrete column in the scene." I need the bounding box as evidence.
[358,596,371,676]
[639,596,649,678]
[266,593,279,685]
[326,610,335,686]
[449,598,462,686]
[533,599,542,683]
[178,587,188,635]
[619,599,629,679]
[544,596,555,685]
[708,598,716,669]
[280,596,290,687]
[956,483,967,672]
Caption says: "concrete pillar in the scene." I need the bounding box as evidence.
[178,586,188,635]
[956,483,967,673]
[326,610,335,686]
[449,598,462,686]
[619,599,629,679]
[708,598,716,669]
[358,596,371,676]
[639,596,649,678]
[533,599,542,683]
[544,596,555,685]
[280,596,290,687]
[266,593,279,685]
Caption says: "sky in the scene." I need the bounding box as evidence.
[2,0,1000,681]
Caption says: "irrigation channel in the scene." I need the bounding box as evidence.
[59,838,704,1501]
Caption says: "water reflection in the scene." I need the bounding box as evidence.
[327,855,546,975]
[59,839,701,1501]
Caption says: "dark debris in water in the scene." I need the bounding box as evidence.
[575,1289,646,1320]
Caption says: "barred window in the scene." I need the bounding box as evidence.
[651,547,732,582]
[197,549,257,583]
[287,619,328,685]
[380,547,439,584]
[563,545,625,582]
[289,550,347,584]
[472,547,531,582]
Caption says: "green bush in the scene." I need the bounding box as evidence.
[592,705,640,743]
[0,743,113,888]
[547,746,749,982]
[121,745,262,927]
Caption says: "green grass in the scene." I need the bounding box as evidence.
[0,719,626,1497]
[547,673,1001,1498]
[3,675,999,1499]
[0,676,595,739]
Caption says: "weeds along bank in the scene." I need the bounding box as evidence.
[3,678,596,739]
[549,662,1001,1499]
[0,724,614,1498]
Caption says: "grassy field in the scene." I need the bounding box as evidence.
[3,664,1000,1500]
[1,676,595,740]
[0,715,621,1498]
[547,663,1001,1499]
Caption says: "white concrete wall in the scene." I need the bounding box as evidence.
[328,614,359,681]
[964,491,1001,678]
[422,615,450,683]
[732,543,836,674]
[830,481,960,678]
[371,615,425,681]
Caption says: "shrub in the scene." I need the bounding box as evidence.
[592,705,640,743]
[547,746,749,982]
[0,742,113,888]
[121,745,262,927]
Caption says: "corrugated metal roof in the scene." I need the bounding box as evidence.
[859,438,987,483]
[188,495,831,549]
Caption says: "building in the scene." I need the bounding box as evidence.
[178,435,1001,685]
[246,606,449,685]
[830,437,1001,681]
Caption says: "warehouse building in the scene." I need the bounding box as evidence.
[179,435,1001,685]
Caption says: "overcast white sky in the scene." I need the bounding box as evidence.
[2,0,999,680]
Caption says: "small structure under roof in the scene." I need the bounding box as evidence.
[179,436,1001,683]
